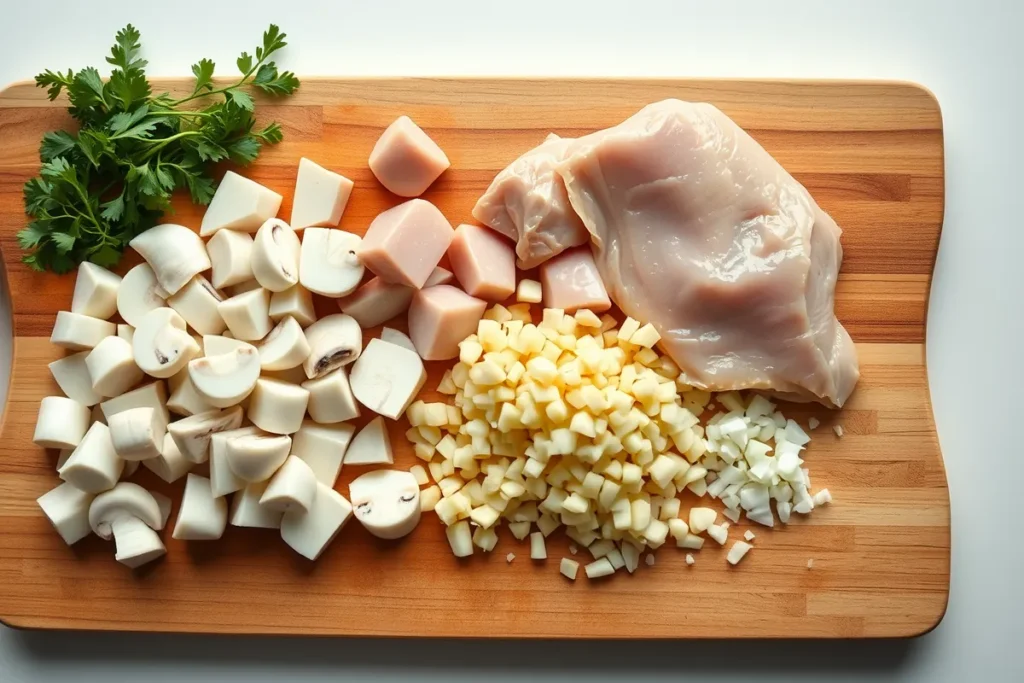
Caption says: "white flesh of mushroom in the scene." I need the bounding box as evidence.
[88,482,166,568]
[348,469,421,540]
[344,416,393,466]
[298,228,364,298]
[133,307,200,378]
[142,432,193,483]
[167,406,244,464]
[129,223,211,296]
[224,433,291,483]
[84,335,144,397]
[58,422,124,493]
[167,274,227,335]
[171,474,227,540]
[199,170,282,237]
[71,262,121,320]
[209,426,260,498]
[301,367,360,424]
[379,327,416,353]
[33,396,91,449]
[107,406,164,461]
[49,351,102,407]
[206,228,254,289]
[188,344,261,408]
[302,314,363,380]
[291,421,355,487]
[349,338,426,419]
[247,378,310,435]
[37,482,95,545]
[257,316,310,370]
[230,481,284,529]
[50,311,116,351]
[100,382,169,431]
[217,287,272,341]
[117,263,169,327]
[117,324,134,344]
[166,373,216,417]
[290,157,353,230]
[269,285,317,327]
[280,482,353,560]
[251,218,301,292]
[259,455,318,513]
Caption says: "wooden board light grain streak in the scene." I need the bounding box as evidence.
[0,79,949,638]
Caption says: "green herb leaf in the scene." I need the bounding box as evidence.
[258,25,288,61]
[191,58,216,94]
[40,131,78,162]
[34,69,74,100]
[236,52,253,76]
[227,89,254,112]
[256,122,284,144]
[100,194,125,221]
[51,231,76,254]
[107,104,150,134]
[106,25,147,73]
[226,135,261,164]
[17,222,49,250]
[252,64,300,96]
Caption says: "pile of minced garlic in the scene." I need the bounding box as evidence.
[405,304,831,578]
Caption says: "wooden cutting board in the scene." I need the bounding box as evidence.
[0,79,948,638]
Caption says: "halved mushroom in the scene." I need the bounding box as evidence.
[247,378,309,435]
[108,406,164,461]
[217,287,273,341]
[298,228,364,298]
[224,432,291,483]
[259,455,317,513]
[166,406,244,464]
[230,481,284,529]
[349,469,421,540]
[51,311,116,351]
[280,482,353,561]
[258,316,310,371]
[89,482,165,568]
[209,426,260,498]
[251,218,301,293]
[117,324,134,344]
[129,223,211,296]
[291,421,355,487]
[171,474,227,541]
[33,396,91,450]
[188,344,261,408]
[302,314,363,380]
[202,334,249,356]
[133,307,201,379]
[349,338,426,419]
[85,335,144,397]
[49,351,102,407]
[117,264,169,328]
[142,432,193,484]
[100,381,169,431]
[344,416,394,466]
[206,228,254,289]
[269,285,316,327]
[71,262,121,320]
[37,482,95,545]
[302,367,360,424]
[58,422,124,493]
[167,274,227,336]
[166,373,216,417]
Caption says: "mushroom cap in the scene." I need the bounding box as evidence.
[258,316,310,371]
[299,228,364,297]
[133,307,200,378]
[349,469,421,540]
[302,314,363,380]
[251,218,301,292]
[225,433,291,482]
[88,482,162,539]
[188,344,261,407]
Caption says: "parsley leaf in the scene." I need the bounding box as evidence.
[39,131,78,162]
[191,58,215,94]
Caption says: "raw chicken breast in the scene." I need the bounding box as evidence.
[556,100,859,408]
[472,134,590,269]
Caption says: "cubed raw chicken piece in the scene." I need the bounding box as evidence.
[555,99,859,407]
[472,134,590,269]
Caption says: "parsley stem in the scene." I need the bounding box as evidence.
[139,130,204,161]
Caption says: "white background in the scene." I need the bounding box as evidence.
[1,1,1021,681]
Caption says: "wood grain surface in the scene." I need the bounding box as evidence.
[0,79,948,638]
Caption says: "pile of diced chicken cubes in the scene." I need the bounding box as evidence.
[34,114,830,577]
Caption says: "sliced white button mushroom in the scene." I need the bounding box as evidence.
[167,274,226,335]
[167,406,244,463]
[344,416,394,466]
[117,324,134,344]
[337,277,413,328]
[199,170,283,237]
[188,344,261,408]
[172,474,227,541]
[380,327,416,353]
[33,396,91,449]
[261,365,309,385]
[89,482,166,567]
[48,351,102,407]
[209,426,260,498]
[206,228,255,289]
[298,228,364,298]
[166,372,216,417]
[257,316,310,370]
[301,367,360,424]
[100,381,169,431]
[280,482,353,560]
[133,307,201,378]
[230,481,284,529]
[217,287,273,341]
[269,285,317,327]
[71,262,121,320]
[108,406,164,461]
[302,314,363,380]
[37,482,95,545]
[57,448,74,469]
[84,335,144,397]
[129,223,211,296]
[291,421,355,487]
[291,157,354,230]
[247,378,309,435]
[349,469,421,539]
[227,279,263,297]
[260,455,318,513]
[58,422,124,493]
[117,263,168,328]
[51,311,116,351]
[142,432,193,483]
[224,432,291,483]
[349,338,426,419]
[202,335,249,356]
[251,218,301,293]
[152,490,173,530]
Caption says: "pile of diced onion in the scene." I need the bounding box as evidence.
[406,303,832,578]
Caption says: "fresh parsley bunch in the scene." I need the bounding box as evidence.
[20,24,300,273]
